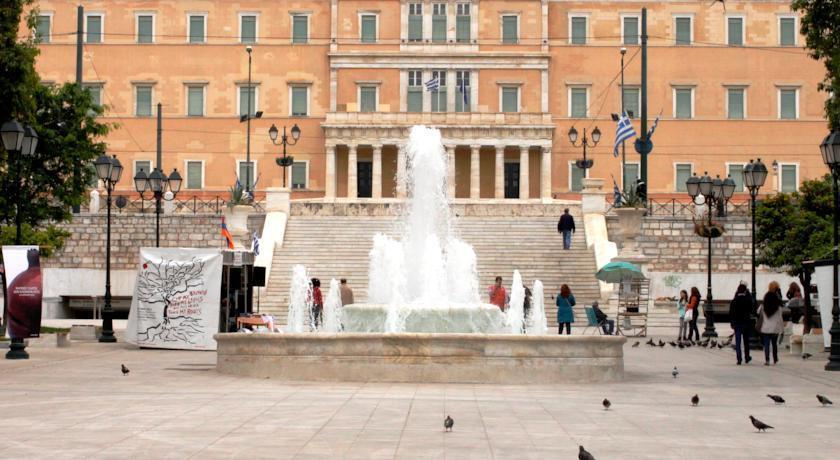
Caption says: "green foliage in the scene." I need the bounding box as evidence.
[0,0,38,124]
[228,180,247,207]
[755,174,833,277]
[791,0,840,130]
[662,274,683,290]
[620,186,646,208]
[0,224,70,257]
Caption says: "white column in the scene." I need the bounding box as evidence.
[541,146,552,200]
[348,145,358,199]
[495,146,504,199]
[325,143,336,199]
[397,145,407,198]
[470,145,480,199]
[372,144,382,199]
[519,145,530,200]
[446,145,456,198]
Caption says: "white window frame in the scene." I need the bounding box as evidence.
[134,159,154,178]
[185,84,206,117]
[567,86,590,118]
[620,13,640,46]
[672,86,695,119]
[725,14,746,46]
[621,85,641,117]
[777,162,800,192]
[499,85,521,113]
[777,86,800,120]
[724,86,748,119]
[133,84,154,117]
[673,14,694,46]
[725,162,747,192]
[674,162,694,192]
[290,13,311,44]
[186,12,208,44]
[568,13,590,45]
[357,84,379,112]
[358,12,380,43]
[622,161,641,191]
[184,160,205,190]
[289,160,309,190]
[238,12,260,44]
[288,85,310,117]
[134,12,156,43]
[500,14,519,44]
[34,11,53,42]
[237,159,258,187]
[236,84,260,116]
[83,83,103,107]
[777,14,798,46]
[84,12,105,43]
[568,161,585,192]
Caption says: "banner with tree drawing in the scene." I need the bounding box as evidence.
[126,248,222,350]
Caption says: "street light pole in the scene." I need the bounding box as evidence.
[94,154,123,343]
[269,124,301,188]
[134,167,182,247]
[245,46,253,196]
[568,126,601,180]
[820,131,840,371]
[620,47,627,191]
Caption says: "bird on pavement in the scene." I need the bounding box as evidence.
[691,394,699,406]
[749,415,773,432]
[802,353,813,360]
[602,398,611,410]
[121,364,130,376]
[717,343,725,349]
[646,339,656,347]
[669,341,677,348]
[767,394,785,404]
[678,342,685,349]
[444,415,454,432]
[658,340,666,347]
[632,341,640,348]
[817,395,833,406]
[672,366,679,378]
[579,445,596,460]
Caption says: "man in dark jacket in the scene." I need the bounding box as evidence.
[729,283,753,365]
[592,301,614,335]
[557,208,575,250]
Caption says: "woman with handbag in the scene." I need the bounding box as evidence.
[556,284,576,335]
[729,283,753,365]
[677,290,689,341]
[686,287,702,342]
[758,281,784,365]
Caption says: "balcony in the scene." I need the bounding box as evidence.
[324,111,552,128]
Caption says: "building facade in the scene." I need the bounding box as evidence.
[27,0,828,201]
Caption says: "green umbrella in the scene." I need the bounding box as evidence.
[596,261,646,283]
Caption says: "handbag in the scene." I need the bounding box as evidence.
[755,310,764,333]
[684,308,694,322]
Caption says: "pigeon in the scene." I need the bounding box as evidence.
[658,340,666,347]
[749,415,773,432]
[767,394,785,404]
[444,415,454,432]
[672,366,679,378]
[579,445,596,460]
[669,341,677,348]
[678,342,685,349]
[121,364,130,376]
[802,353,813,360]
[602,398,611,410]
[717,343,725,349]
[646,339,655,346]
[817,395,833,406]
[632,341,640,347]
[691,394,699,406]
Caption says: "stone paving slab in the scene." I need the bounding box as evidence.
[0,334,838,459]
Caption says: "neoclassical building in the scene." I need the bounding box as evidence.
[27,0,828,200]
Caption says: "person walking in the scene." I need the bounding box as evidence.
[729,283,753,365]
[339,278,354,306]
[759,281,784,366]
[488,276,508,311]
[686,287,702,342]
[677,290,689,341]
[557,208,576,250]
[556,284,576,335]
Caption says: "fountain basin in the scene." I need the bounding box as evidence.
[342,303,507,334]
[215,333,626,383]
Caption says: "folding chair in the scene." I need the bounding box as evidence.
[582,306,604,335]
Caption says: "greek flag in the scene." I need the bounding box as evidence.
[458,78,469,107]
[646,110,662,139]
[613,112,636,158]
[251,230,261,256]
[425,76,440,92]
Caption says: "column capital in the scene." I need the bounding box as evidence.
[495,145,505,154]
[520,145,531,152]
[348,144,357,153]
[372,144,383,152]
[444,144,455,152]
[470,144,482,151]
[541,145,552,154]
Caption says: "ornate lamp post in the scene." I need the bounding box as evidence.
[820,131,840,371]
[568,126,601,178]
[94,154,123,343]
[134,167,182,247]
[269,123,301,188]
[743,159,768,304]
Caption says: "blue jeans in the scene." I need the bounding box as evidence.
[762,333,779,364]
[733,324,751,363]
[601,319,615,335]
[562,230,572,249]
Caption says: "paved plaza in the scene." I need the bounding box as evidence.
[1,333,838,460]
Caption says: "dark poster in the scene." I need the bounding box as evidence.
[2,246,43,338]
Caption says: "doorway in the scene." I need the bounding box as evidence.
[358,161,373,198]
[504,162,520,199]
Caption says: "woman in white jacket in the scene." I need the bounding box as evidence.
[758,281,784,365]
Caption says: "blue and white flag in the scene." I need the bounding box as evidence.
[425,76,440,92]
[613,111,636,157]
[646,110,662,139]
[458,78,469,107]
[251,230,260,256]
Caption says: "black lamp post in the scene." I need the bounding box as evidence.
[743,159,768,304]
[568,126,601,178]
[2,120,38,360]
[134,167,182,247]
[94,154,123,343]
[687,171,735,338]
[269,123,301,188]
[820,130,840,371]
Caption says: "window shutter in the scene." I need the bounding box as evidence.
[432,5,446,42]
[408,5,423,41]
[188,87,203,116]
[675,164,692,192]
[727,164,745,192]
[728,88,744,119]
[623,17,638,45]
[292,16,308,43]
[502,87,518,113]
[571,165,584,191]
[136,87,152,116]
[781,165,797,192]
[137,16,153,43]
[571,88,587,118]
[87,16,102,43]
[239,162,255,188]
[189,16,204,43]
[292,87,307,116]
[622,88,639,117]
[240,87,255,116]
[456,15,470,43]
[136,161,151,176]
[728,18,743,46]
[676,18,691,45]
[360,87,376,112]
[780,18,795,46]
[675,89,691,119]
[36,16,51,43]
[292,163,306,189]
[502,16,517,44]
[623,164,639,191]
[241,16,256,43]
[361,15,376,43]
[571,17,587,44]
[187,162,202,189]
[780,90,796,119]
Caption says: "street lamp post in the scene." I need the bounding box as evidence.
[620,47,627,190]
[743,159,768,304]
[568,126,601,179]
[94,154,123,343]
[820,131,840,371]
[269,124,301,188]
[133,167,182,247]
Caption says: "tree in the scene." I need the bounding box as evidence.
[792,0,840,130]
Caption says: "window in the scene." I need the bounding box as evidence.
[240,14,257,43]
[675,163,692,192]
[455,71,471,112]
[238,161,256,190]
[623,163,640,191]
[238,85,258,117]
[360,14,377,43]
[779,88,798,119]
[432,4,446,43]
[135,160,153,178]
[35,14,51,43]
[360,86,377,112]
[675,16,692,45]
[727,164,745,192]
[727,16,744,46]
[501,86,519,113]
[431,70,447,112]
[291,162,307,189]
[188,14,206,44]
[502,15,518,44]
[185,161,204,189]
[407,71,423,112]
[570,15,587,45]
[83,84,102,107]
[456,4,471,43]
[408,4,423,42]
[136,14,154,43]
[570,162,584,192]
[290,86,308,116]
[674,87,693,119]
[622,87,640,118]
[622,15,639,45]
[135,85,153,117]
[187,86,204,117]
[727,88,745,120]
[779,17,796,46]
[569,87,588,118]
[292,14,308,44]
[86,13,103,43]
[780,164,798,192]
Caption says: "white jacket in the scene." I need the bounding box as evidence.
[759,306,784,335]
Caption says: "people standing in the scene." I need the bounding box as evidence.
[556,284,576,335]
[729,283,753,365]
[339,278,354,306]
[677,290,689,341]
[523,284,532,328]
[759,281,784,366]
[557,208,576,250]
[488,276,508,311]
[785,281,804,324]
[311,278,324,328]
[686,287,702,342]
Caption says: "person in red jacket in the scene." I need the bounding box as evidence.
[488,276,507,311]
[311,278,324,329]
[686,286,702,342]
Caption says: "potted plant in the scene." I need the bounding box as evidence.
[224,180,253,248]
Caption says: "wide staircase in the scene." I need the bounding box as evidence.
[260,213,601,330]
